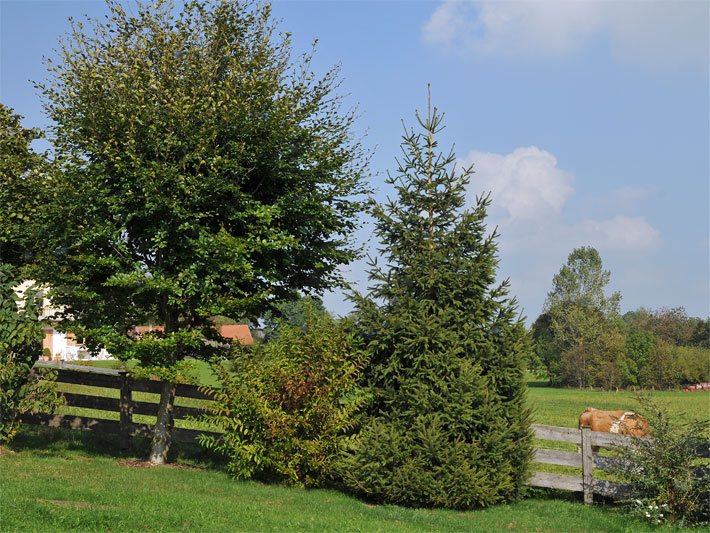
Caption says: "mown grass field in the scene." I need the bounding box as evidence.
[2,427,703,533]
[1,361,707,531]
[526,377,710,427]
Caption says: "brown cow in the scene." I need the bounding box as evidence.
[579,407,650,437]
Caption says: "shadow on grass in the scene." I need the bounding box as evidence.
[10,425,228,471]
[524,486,581,503]
[527,380,555,388]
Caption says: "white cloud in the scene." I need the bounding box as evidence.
[461,146,573,221]
[422,1,469,48]
[461,146,661,254]
[603,186,657,212]
[579,215,661,252]
[423,1,709,72]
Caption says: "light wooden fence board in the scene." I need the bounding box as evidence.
[533,449,582,468]
[532,424,581,444]
[590,431,632,448]
[528,472,583,492]
[529,424,648,504]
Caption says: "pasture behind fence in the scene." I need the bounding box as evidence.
[25,361,220,449]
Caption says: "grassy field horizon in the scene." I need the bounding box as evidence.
[63,359,710,428]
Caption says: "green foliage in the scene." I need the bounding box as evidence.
[620,329,655,387]
[27,0,367,461]
[0,103,45,268]
[198,307,368,486]
[614,396,709,525]
[673,345,710,385]
[544,247,621,315]
[0,265,61,449]
[689,318,710,348]
[340,99,532,509]
[624,307,701,347]
[31,0,368,363]
[261,294,329,342]
[614,308,710,389]
[534,247,625,387]
[530,312,557,380]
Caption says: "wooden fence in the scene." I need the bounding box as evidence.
[531,424,642,504]
[24,361,220,449]
[24,363,706,506]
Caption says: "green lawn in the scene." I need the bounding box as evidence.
[1,427,696,533]
[5,366,707,531]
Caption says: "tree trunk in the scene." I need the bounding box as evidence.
[149,380,176,465]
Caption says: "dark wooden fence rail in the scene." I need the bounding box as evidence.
[24,361,220,449]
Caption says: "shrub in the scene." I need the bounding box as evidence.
[0,266,61,450]
[198,308,368,486]
[614,396,709,525]
[674,345,710,385]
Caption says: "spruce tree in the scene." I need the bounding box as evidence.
[340,95,532,509]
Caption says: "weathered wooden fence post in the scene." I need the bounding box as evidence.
[119,371,132,450]
[581,426,593,505]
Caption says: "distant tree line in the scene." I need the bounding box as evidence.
[531,247,709,389]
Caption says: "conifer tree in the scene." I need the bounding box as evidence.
[340,94,532,509]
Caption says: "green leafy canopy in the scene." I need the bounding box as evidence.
[31,0,368,363]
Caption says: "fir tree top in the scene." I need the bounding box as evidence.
[362,89,517,336]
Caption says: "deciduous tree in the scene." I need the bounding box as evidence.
[534,247,623,387]
[0,103,45,268]
[33,0,367,463]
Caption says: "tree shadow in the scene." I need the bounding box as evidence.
[8,425,227,470]
[527,379,555,388]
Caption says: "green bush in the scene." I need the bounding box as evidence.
[614,396,709,526]
[198,308,368,486]
[674,345,710,385]
[0,266,61,450]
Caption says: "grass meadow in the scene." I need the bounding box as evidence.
[2,428,698,533]
[0,360,707,531]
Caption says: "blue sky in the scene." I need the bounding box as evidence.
[1,0,708,322]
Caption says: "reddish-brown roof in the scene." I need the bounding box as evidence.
[131,324,253,346]
[133,325,165,335]
[218,324,253,346]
